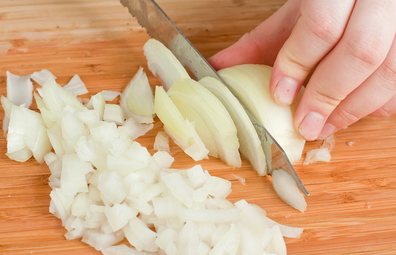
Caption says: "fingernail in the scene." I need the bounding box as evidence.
[299,112,325,141]
[274,77,299,106]
[317,123,336,140]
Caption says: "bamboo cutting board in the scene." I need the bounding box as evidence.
[1,0,396,254]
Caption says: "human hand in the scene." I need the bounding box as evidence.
[209,0,396,141]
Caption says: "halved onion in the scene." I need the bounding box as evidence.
[199,77,266,175]
[218,64,305,164]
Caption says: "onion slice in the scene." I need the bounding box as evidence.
[6,71,33,108]
[154,86,208,161]
[120,67,154,124]
[272,169,307,212]
[199,77,266,175]
[143,39,190,91]
[63,74,89,96]
[167,78,241,168]
[31,69,57,86]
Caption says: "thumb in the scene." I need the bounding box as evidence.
[208,0,301,70]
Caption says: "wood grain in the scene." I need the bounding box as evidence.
[1,0,396,254]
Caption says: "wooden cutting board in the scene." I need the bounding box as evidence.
[1,0,396,254]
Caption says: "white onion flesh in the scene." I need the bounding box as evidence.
[153,131,170,153]
[102,90,121,101]
[6,71,33,108]
[154,86,208,161]
[63,74,89,96]
[143,38,190,91]
[2,44,305,254]
[218,65,305,164]
[167,78,241,168]
[272,169,307,212]
[31,69,57,86]
[120,67,154,124]
[304,134,335,165]
[199,77,267,175]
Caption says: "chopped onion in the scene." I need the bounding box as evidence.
[86,92,106,119]
[168,78,241,167]
[6,71,33,108]
[31,69,57,86]
[304,134,335,165]
[272,169,307,212]
[124,217,158,252]
[119,117,153,141]
[231,174,246,185]
[63,74,89,96]
[199,77,267,175]
[120,67,154,124]
[143,38,190,91]
[1,96,16,118]
[218,64,305,164]
[2,41,306,254]
[6,105,52,163]
[153,130,170,152]
[103,104,125,125]
[102,90,121,101]
[1,96,16,135]
[154,86,208,161]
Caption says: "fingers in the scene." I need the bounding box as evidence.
[370,95,396,118]
[208,0,301,70]
[318,35,396,139]
[270,0,355,106]
[294,0,396,141]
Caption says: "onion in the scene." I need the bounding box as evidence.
[304,134,335,165]
[272,169,307,212]
[6,71,33,108]
[154,86,208,161]
[120,67,155,124]
[153,130,170,152]
[143,38,190,91]
[199,77,267,175]
[103,104,125,125]
[102,90,121,101]
[218,65,305,164]
[63,74,89,96]
[2,40,307,254]
[6,105,52,163]
[119,117,153,141]
[167,78,241,167]
[31,69,57,86]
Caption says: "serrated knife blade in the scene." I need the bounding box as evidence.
[120,0,309,196]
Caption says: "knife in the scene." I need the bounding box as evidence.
[120,0,309,196]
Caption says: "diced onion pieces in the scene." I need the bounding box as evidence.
[31,69,57,86]
[63,74,89,96]
[6,71,33,108]
[2,40,306,254]
[153,130,170,152]
[304,135,335,165]
[120,67,155,124]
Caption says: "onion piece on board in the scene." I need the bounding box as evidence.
[272,169,307,212]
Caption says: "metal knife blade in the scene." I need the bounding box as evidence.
[120,0,309,196]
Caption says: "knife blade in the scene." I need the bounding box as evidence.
[120,0,309,196]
